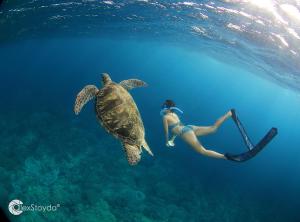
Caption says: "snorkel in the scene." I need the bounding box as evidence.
[160,99,183,116]
[160,106,184,116]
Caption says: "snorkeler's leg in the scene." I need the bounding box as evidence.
[214,110,232,128]
[191,126,217,136]
[192,110,232,136]
[181,132,226,159]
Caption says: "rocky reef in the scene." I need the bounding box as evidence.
[0,110,292,222]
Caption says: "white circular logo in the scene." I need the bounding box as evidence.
[8,199,23,215]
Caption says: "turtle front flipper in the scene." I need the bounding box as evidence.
[123,143,142,165]
[119,79,148,91]
[74,85,99,115]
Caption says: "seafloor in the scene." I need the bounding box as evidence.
[0,109,293,222]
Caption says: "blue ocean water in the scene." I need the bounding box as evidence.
[1,1,300,222]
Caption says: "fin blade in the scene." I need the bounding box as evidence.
[225,127,278,162]
[231,108,254,150]
[74,85,98,115]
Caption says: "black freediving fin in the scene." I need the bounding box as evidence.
[231,109,254,150]
[225,109,278,162]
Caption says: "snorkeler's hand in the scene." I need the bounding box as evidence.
[166,140,175,147]
[169,140,175,146]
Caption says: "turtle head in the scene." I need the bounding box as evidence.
[102,73,112,85]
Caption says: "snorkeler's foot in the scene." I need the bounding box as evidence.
[224,153,230,160]
[224,110,233,119]
[230,109,236,119]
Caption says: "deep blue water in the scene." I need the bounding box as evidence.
[1,1,300,222]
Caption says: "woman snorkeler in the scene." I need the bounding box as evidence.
[161,99,232,160]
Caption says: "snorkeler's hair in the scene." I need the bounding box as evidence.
[162,99,176,110]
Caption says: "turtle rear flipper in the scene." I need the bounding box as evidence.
[123,143,142,165]
[119,79,148,91]
[142,140,154,156]
[74,85,99,115]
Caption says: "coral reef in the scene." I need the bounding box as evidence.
[0,111,293,222]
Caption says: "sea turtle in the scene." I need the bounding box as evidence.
[74,73,153,165]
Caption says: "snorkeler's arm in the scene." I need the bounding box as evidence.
[163,116,169,143]
[170,134,177,142]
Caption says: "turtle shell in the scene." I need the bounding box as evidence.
[95,82,145,145]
